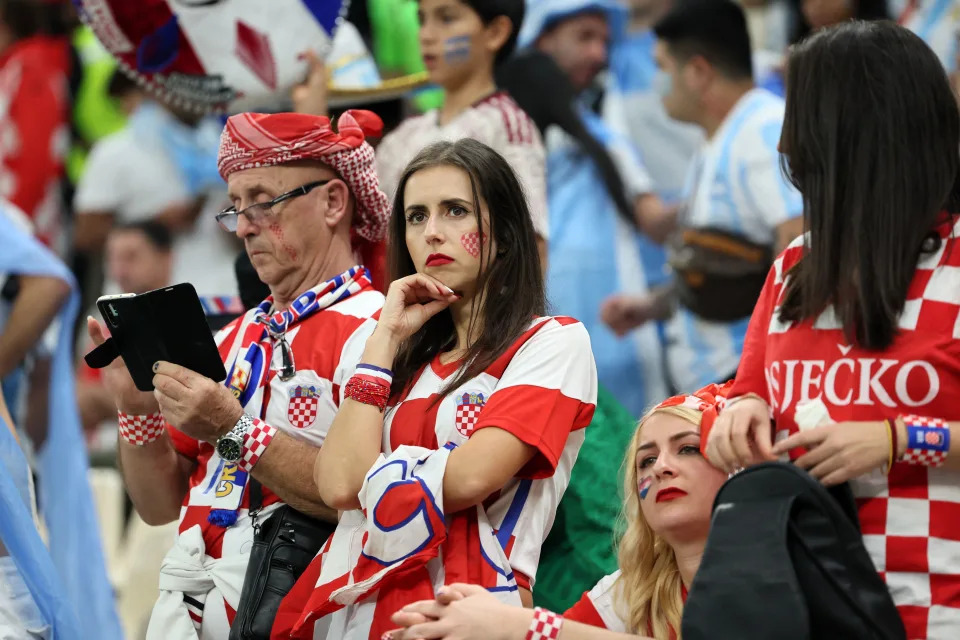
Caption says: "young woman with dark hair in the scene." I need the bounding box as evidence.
[384,384,731,640]
[705,21,960,638]
[281,139,596,640]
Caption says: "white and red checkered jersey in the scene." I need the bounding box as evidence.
[564,570,687,637]
[375,91,548,239]
[163,284,382,632]
[381,316,596,587]
[564,570,629,632]
[728,214,960,640]
[280,316,596,639]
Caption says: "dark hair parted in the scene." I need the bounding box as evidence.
[778,21,960,350]
[114,220,173,251]
[458,0,525,65]
[387,138,546,398]
[653,0,753,80]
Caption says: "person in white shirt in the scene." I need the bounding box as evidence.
[373,0,549,259]
[73,71,237,298]
[601,0,804,393]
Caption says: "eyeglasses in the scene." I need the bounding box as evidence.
[215,180,330,232]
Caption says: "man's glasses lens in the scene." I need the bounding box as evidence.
[216,210,239,232]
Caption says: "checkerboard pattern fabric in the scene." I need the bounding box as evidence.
[454,402,483,437]
[118,411,165,446]
[287,395,319,429]
[900,415,951,467]
[239,418,277,473]
[728,215,960,639]
[217,111,390,242]
[526,607,564,640]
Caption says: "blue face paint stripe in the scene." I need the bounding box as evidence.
[443,35,471,64]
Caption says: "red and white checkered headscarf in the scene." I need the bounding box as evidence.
[649,380,735,444]
[217,110,390,242]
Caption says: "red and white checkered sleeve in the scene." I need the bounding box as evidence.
[472,318,597,478]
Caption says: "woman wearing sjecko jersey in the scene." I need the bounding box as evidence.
[705,22,960,640]
[273,139,597,640]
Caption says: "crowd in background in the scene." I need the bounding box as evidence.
[2,0,960,638]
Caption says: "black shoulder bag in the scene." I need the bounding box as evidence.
[667,226,773,322]
[228,479,337,640]
[682,463,905,640]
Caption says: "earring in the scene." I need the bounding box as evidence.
[496,247,507,256]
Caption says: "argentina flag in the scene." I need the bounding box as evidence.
[0,205,122,639]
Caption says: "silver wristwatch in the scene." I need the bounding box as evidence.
[215,414,253,463]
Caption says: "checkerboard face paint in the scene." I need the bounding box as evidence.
[460,231,484,258]
[444,34,471,65]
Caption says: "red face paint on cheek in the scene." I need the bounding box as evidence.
[269,223,298,261]
[460,231,485,258]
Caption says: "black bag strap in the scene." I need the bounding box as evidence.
[249,478,263,513]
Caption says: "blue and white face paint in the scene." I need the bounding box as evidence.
[443,34,472,65]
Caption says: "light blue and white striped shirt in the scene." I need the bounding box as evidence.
[665,88,803,392]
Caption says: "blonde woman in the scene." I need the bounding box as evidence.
[385,383,731,640]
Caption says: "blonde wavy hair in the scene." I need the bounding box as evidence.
[613,404,703,639]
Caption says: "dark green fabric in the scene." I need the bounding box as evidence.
[534,385,636,612]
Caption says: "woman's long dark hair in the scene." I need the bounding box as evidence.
[495,49,636,226]
[778,21,960,349]
[388,138,546,397]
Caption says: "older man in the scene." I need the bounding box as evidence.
[87,110,390,639]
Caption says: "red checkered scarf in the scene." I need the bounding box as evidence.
[650,380,735,451]
[217,110,390,242]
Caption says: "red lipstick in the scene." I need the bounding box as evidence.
[426,253,454,267]
[656,487,688,503]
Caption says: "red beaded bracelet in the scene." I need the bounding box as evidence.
[344,376,390,412]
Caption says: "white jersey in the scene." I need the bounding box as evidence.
[666,88,803,392]
[901,0,960,72]
[375,92,549,239]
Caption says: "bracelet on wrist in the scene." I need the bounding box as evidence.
[344,364,393,412]
[239,418,276,472]
[118,411,165,446]
[526,607,563,640]
[899,414,950,467]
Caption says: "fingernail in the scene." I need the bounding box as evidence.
[445,286,455,294]
[381,633,394,640]
[152,362,160,372]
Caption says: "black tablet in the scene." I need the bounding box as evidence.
[85,283,227,392]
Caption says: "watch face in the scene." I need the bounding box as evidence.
[217,437,243,462]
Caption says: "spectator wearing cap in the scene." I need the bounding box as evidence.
[86,109,391,640]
